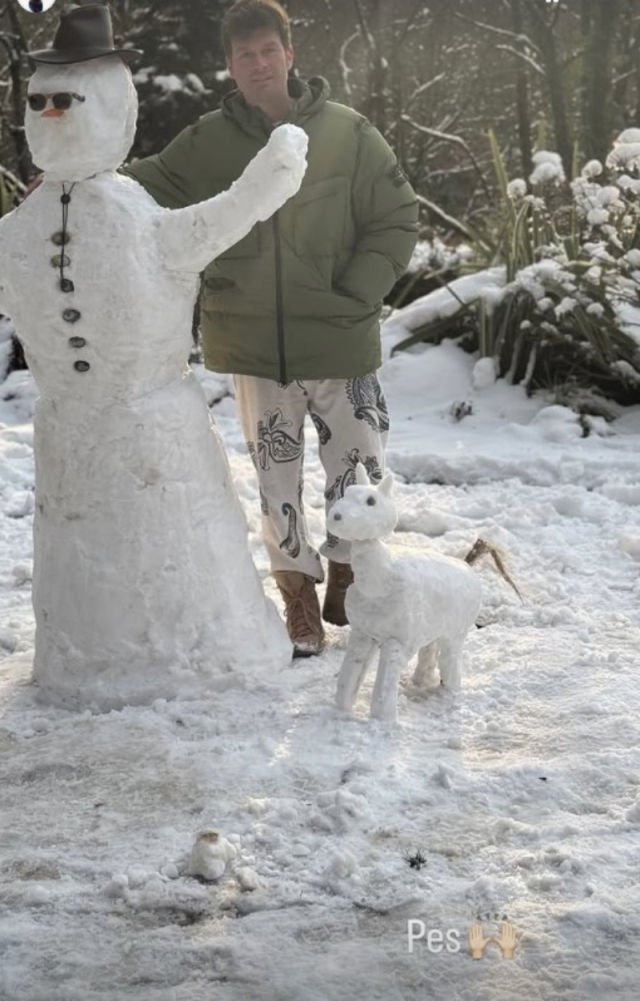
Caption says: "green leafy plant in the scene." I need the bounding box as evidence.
[405,849,428,871]
[394,131,640,407]
[0,166,22,218]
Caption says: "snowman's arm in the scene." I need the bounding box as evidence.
[156,124,308,273]
[0,226,14,317]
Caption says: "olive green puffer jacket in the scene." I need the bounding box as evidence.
[124,77,419,383]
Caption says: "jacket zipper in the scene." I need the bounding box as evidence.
[273,213,287,384]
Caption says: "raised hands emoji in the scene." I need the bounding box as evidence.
[468,923,494,960]
[493,921,518,959]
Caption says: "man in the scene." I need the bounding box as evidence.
[124,0,419,657]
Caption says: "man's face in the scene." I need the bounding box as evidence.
[227,28,294,110]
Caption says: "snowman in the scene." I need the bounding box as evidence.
[0,4,308,708]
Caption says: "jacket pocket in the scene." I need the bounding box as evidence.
[204,274,236,293]
[292,177,349,257]
[205,225,260,298]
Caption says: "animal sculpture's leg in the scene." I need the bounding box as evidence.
[437,635,465,691]
[412,641,439,687]
[370,638,409,722]
[336,630,378,711]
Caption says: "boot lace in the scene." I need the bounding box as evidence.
[286,593,320,639]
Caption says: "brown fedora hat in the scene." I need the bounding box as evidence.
[29,4,143,66]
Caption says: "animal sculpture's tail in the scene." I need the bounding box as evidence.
[464,539,522,601]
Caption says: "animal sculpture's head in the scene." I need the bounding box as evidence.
[329,463,398,542]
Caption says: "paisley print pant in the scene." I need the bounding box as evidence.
[234,374,389,580]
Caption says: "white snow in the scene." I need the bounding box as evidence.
[152,74,184,94]
[406,238,473,275]
[183,831,237,882]
[25,60,138,182]
[581,160,603,179]
[1,55,640,998]
[0,59,309,708]
[529,150,566,186]
[507,178,527,200]
[330,465,484,720]
[2,301,640,997]
[383,267,506,337]
[607,131,640,173]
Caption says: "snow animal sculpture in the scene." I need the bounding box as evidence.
[0,6,308,709]
[329,464,520,722]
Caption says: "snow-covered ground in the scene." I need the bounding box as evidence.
[1,316,640,1001]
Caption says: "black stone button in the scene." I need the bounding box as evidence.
[60,193,71,205]
[62,308,81,323]
[60,279,74,293]
[51,231,70,246]
[68,336,86,348]
[51,254,71,268]
[73,360,90,372]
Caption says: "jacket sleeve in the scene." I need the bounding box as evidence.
[336,121,419,305]
[156,126,308,273]
[121,120,216,209]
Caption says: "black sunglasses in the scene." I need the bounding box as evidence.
[28,92,86,112]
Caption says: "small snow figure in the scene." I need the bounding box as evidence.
[185,831,237,882]
[0,5,308,708]
[329,463,519,722]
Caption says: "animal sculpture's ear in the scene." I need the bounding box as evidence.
[354,462,369,486]
[378,473,394,496]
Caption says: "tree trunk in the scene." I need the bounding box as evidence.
[525,3,573,178]
[352,0,388,133]
[510,0,533,179]
[4,4,31,182]
[581,0,621,161]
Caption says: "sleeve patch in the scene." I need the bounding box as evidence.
[354,115,374,136]
[388,163,409,188]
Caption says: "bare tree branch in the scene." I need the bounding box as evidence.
[406,73,446,111]
[351,0,376,54]
[401,113,491,200]
[337,29,359,105]
[453,10,541,56]
[415,192,477,242]
[494,43,544,76]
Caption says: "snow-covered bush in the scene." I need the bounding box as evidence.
[394,130,640,407]
[391,238,474,309]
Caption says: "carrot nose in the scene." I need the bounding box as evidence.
[41,108,65,118]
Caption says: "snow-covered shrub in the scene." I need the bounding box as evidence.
[391,238,474,309]
[394,130,640,407]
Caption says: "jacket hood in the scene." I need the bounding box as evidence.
[221,76,330,137]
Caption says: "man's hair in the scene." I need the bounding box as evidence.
[222,0,292,59]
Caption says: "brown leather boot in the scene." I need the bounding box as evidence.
[321,560,354,626]
[273,571,325,657]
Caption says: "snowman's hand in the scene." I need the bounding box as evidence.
[247,124,308,221]
[156,125,308,273]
